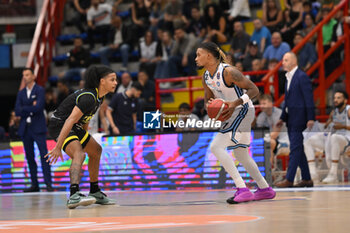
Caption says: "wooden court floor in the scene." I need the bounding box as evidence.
[0,187,350,233]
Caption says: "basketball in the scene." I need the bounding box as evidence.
[207,98,229,121]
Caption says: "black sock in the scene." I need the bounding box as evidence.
[90,181,100,193]
[70,184,79,196]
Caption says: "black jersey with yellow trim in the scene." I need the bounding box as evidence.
[51,88,104,126]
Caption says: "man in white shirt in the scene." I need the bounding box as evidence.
[275,52,315,188]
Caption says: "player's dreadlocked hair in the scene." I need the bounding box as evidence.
[84,65,115,89]
[197,42,230,64]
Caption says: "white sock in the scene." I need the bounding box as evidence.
[234,147,269,189]
[210,143,246,188]
[308,161,316,175]
[329,162,338,176]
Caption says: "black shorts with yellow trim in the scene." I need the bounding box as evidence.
[48,120,91,152]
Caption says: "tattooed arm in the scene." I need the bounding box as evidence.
[220,66,259,120]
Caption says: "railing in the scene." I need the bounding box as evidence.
[155,70,271,110]
[262,0,350,117]
[20,0,66,89]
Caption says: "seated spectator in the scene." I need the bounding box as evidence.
[138,30,159,79]
[280,0,303,47]
[250,59,264,84]
[235,61,244,72]
[106,81,143,135]
[227,0,251,23]
[148,0,166,40]
[162,25,198,78]
[181,0,198,25]
[293,31,317,71]
[176,102,199,132]
[302,13,317,44]
[243,40,262,71]
[186,5,207,42]
[256,94,289,169]
[56,80,74,106]
[229,21,250,60]
[138,70,156,110]
[251,19,272,54]
[192,98,208,121]
[8,110,20,141]
[161,0,183,31]
[44,87,57,121]
[130,0,151,41]
[116,72,133,94]
[302,1,318,27]
[262,32,290,68]
[199,0,219,15]
[87,0,112,49]
[59,38,90,83]
[98,16,132,70]
[154,30,175,81]
[262,0,283,33]
[204,3,227,43]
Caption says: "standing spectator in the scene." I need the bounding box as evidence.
[87,0,112,49]
[204,3,227,43]
[187,5,207,42]
[163,25,199,78]
[98,16,132,70]
[251,19,271,54]
[59,38,90,83]
[262,0,283,33]
[242,41,262,71]
[293,31,317,71]
[230,21,250,60]
[116,72,133,94]
[15,68,52,192]
[56,80,74,106]
[262,32,290,68]
[275,52,315,188]
[154,30,175,82]
[106,82,143,135]
[138,30,159,79]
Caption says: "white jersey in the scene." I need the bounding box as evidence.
[204,63,254,146]
[333,105,350,140]
[204,63,253,108]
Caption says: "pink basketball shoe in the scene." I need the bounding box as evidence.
[226,188,254,204]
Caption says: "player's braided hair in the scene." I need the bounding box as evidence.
[84,65,115,89]
[198,42,230,64]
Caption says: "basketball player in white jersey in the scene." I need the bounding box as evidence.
[305,91,350,183]
[195,42,276,204]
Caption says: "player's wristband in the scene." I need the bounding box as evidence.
[240,94,250,104]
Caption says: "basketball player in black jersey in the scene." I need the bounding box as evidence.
[45,65,117,209]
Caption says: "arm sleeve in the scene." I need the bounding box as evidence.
[300,73,315,121]
[76,93,96,114]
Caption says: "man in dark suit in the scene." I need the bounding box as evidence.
[15,68,53,192]
[275,52,315,188]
